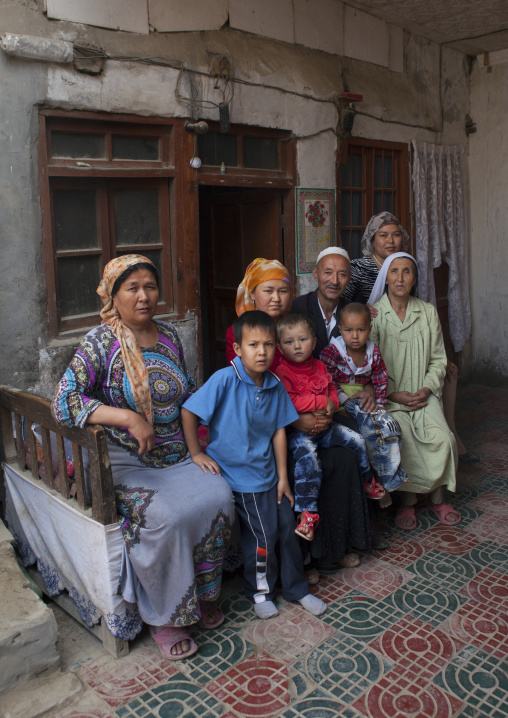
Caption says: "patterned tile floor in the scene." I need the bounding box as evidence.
[51,383,508,718]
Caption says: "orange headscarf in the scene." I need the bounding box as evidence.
[235,258,292,316]
[97,254,155,425]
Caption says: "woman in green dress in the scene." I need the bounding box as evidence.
[369,253,460,531]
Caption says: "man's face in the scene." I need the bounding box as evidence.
[312,255,351,305]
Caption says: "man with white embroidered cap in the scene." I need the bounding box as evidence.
[292,247,377,413]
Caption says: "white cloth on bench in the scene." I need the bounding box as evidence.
[3,462,142,640]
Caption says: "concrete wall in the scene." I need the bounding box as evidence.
[0,2,473,395]
[467,51,508,384]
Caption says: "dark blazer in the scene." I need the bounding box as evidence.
[291,290,348,359]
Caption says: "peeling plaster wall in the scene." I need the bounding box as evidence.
[467,55,508,384]
[0,3,472,394]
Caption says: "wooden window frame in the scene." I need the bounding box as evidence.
[196,122,295,189]
[39,110,196,336]
[338,137,410,259]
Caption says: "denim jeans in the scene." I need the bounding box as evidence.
[287,422,371,513]
[344,398,408,491]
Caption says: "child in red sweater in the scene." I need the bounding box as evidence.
[275,314,377,541]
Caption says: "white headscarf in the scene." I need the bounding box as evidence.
[368,252,416,305]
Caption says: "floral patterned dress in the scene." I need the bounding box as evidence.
[53,320,234,629]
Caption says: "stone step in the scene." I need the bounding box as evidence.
[0,522,59,695]
[0,670,84,718]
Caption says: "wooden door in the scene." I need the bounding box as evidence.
[199,188,285,376]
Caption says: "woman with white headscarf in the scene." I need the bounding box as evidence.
[369,252,460,531]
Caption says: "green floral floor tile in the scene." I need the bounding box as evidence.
[475,474,508,495]
[466,541,508,574]
[218,593,255,626]
[434,647,508,716]
[408,549,480,590]
[183,627,254,685]
[292,634,392,704]
[115,674,224,717]
[279,688,348,718]
[387,576,467,627]
[321,591,405,641]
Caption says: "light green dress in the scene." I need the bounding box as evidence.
[370,294,457,495]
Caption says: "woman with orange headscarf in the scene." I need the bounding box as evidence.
[225,258,292,369]
[225,258,371,577]
[53,255,234,661]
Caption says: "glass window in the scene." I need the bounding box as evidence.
[198,133,237,166]
[112,135,160,160]
[51,132,105,159]
[338,140,409,259]
[57,255,101,317]
[114,189,161,246]
[244,137,279,170]
[53,190,98,250]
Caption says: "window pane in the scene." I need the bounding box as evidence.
[350,230,362,259]
[244,137,279,170]
[114,190,160,246]
[374,155,382,187]
[374,192,382,214]
[384,156,393,187]
[340,156,351,187]
[53,190,98,250]
[51,132,105,159]
[352,192,362,225]
[351,153,362,187]
[341,192,351,226]
[112,135,160,160]
[58,255,101,317]
[198,133,237,166]
[341,229,351,255]
[383,193,393,212]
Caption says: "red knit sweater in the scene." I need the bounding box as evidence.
[274,355,339,413]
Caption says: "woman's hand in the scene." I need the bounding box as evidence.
[125,412,156,454]
[367,303,378,319]
[191,452,222,475]
[292,411,331,435]
[389,388,430,410]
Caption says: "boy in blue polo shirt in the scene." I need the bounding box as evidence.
[182,310,327,620]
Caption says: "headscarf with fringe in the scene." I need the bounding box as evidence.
[97,254,156,425]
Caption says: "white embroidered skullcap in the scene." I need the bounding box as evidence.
[316,247,350,265]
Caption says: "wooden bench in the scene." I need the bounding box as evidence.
[0,385,130,658]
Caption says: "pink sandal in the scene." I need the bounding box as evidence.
[149,626,198,660]
[295,511,320,541]
[395,506,417,531]
[197,600,225,630]
[428,502,461,525]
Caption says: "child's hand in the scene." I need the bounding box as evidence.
[325,398,336,417]
[191,452,221,475]
[277,478,294,507]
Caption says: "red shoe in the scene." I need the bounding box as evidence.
[295,511,320,541]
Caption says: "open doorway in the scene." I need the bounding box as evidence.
[199,186,289,377]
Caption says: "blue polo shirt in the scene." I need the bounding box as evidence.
[183,356,299,492]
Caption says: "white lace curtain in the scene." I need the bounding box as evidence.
[412,140,471,352]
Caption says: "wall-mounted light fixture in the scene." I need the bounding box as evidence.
[184,120,209,135]
[338,93,363,137]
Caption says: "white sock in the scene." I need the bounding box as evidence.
[254,600,279,619]
[298,594,327,616]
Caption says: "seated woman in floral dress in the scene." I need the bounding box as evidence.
[53,254,234,660]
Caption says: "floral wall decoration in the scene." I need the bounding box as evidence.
[296,188,336,274]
